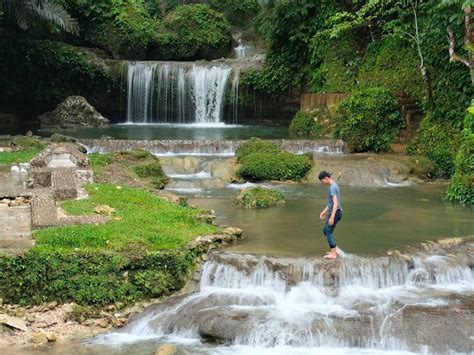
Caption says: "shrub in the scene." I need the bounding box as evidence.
[0,249,194,306]
[235,138,280,163]
[237,151,312,181]
[60,0,156,60]
[333,87,404,153]
[407,116,461,178]
[446,107,474,205]
[234,187,285,209]
[289,110,324,137]
[151,4,231,60]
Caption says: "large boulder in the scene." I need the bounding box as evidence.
[39,96,110,130]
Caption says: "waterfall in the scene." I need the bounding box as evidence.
[126,62,233,125]
[190,65,232,124]
[126,62,157,123]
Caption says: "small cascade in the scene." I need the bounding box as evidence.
[80,139,345,156]
[127,62,157,123]
[126,62,233,124]
[234,39,247,58]
[93,240,474,353]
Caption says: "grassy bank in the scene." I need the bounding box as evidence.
[0,136,45,165]
[0,183,220,306]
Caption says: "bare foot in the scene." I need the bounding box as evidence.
[323,252,338,260]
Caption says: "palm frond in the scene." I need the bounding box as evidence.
[2,0,79,35]
[30,0,79,35]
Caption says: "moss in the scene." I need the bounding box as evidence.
[289,110,324,137]
[90,150,170,190]
[132,161,169,189]
[237,151,312,181]
[234,187,285,209]
[235,138,280,163]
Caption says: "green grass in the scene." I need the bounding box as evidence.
[34,183,219,251]
[0,136,45,164]
[88,153,114,173]
[0,148,43,164]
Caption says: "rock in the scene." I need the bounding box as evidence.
[155,343,178,355]
[95,319,109,328]
[0,314,28,331]
[223,227,243,238]
[14,308,26,318]
[95,205,116,215]
[26,314,36,322]
[31,331,48,344]
[45,332,57,342]
[39,96,110,130]
[47,301,58,310]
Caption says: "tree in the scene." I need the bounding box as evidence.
[2,0,79,35]
[445,0,474,86]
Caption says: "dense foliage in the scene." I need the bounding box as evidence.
[289,110,324,137]
[234,186,285,209]
[446,105,474,204]
[151,4,231,60]
[0,39,117,105]
[333,88,404,153]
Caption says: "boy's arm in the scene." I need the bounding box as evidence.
[319,206,328,219]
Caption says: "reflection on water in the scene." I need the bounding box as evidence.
[189,184,474,256]
[36,124,292,141]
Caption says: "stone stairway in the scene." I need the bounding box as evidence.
[395,93,423,145]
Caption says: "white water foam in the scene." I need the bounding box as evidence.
[91,246,473,353]
[168,171,212,180]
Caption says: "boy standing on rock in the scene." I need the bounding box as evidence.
[318,171,342,259]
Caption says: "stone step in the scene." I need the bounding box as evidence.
[51,168,77,200]
[31,195,57,228]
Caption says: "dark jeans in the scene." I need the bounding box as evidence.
[323,209,342,249]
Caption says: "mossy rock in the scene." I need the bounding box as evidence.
[237,151,312,181]
[88,150,169,189]
[234,187,285,209]
[235,138,280,163]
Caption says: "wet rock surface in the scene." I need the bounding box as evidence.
[112,237,473,353]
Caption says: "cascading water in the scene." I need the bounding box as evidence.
[126,62,233,125]
[92,240,474,354]
[126,62,157,123]
[230,69,240,124]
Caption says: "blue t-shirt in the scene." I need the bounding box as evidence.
[327,182,342,212]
